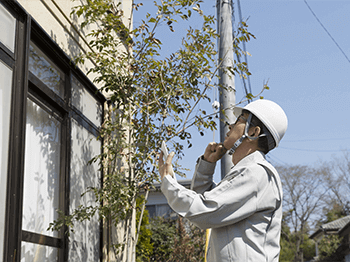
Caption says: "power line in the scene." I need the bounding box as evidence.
[304,0,350,64]
[283,137,350,142]
[232,0,252,102]
[236,0,252,95]
[279,146,349,153]
[267,153,288,166]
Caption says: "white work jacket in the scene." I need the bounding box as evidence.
[161,151,283,262]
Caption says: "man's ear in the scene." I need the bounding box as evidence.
[250,126,261,137]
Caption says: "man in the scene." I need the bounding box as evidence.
[158,99,288,262]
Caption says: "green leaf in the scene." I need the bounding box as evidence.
[149,17,157,23]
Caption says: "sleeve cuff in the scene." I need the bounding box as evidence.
[196,155,216,175]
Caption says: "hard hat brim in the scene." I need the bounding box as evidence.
[233,106,243,118]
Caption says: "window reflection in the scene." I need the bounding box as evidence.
[71,75,102,127]
[22,99,60,238]
[29,42,65,98]
[69,118,101,261]
[0,4,16,52]
[0,59,13,260]
[21,242,58,262]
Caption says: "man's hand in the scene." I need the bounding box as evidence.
[158,151,175,180]
[203,142,227,163]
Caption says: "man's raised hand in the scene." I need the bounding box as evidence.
[203,142,227,163]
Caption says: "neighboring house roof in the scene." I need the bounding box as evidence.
[321,216,350,231]
[145,179,193,219]
[339,219,350,237]
[310,215,350,240]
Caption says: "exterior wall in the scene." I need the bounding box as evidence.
[146,190,175,218]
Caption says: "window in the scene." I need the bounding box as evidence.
[146,204,175,219]
[0,58,13,262]
[69,118,101,261]
[0,3,15,260]
[21,242,58,262]
[71,75,102,127]
[0,2,16,53]
[21,38,103,261]
[0,2,105,261]
[22,98,62,239]
[29,42,65,99]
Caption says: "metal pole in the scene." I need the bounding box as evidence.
[217,0,236,179]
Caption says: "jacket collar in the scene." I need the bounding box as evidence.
[220,151,266,182]
[233,150,266,169]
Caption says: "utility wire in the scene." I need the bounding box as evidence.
[235,51,250,99]
[236,0,252,95]
[304,0,350,64]
[231,0,252,102]
[267,153,288,166]
[279,146,349,153]
[284,137,350,142]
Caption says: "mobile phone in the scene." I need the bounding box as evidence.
[161,141,169,160]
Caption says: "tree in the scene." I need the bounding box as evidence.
[168,217,205,261]
[49,0,262,260]
[279,214,315,262]
[315,211,343,261]
[310,202,346,261]
[280,214,296,262]
[318,234,342,261]
[147,216,205,261]
[310,152,350,261]
[135,196,153,261]
[277,165,328,262]
[320,152,350,216]
[148,216,176,261]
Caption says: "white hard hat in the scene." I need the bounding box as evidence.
[233,99,288,148]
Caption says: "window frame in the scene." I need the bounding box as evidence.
[1,1,106,261]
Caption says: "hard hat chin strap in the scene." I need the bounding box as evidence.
[228,113,266,155]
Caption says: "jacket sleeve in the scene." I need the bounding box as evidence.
[161,164,268,230]
[190,156,217,194]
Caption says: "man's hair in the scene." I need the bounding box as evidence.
[242,109,276,154]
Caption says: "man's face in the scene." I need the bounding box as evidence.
[223,112,250,150]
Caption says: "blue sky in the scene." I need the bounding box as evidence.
[135,1,350,183]
[232,1,350,166]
